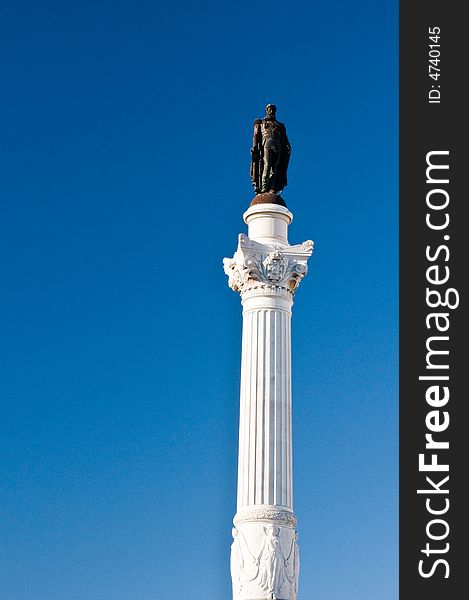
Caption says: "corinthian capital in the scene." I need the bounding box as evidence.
[223,234,313,296]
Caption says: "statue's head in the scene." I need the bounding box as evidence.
[265,104,277,118]
[264,524,280,537]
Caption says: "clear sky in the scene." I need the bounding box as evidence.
[0,1,397,598]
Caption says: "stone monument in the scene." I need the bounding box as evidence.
[223,106,313,600]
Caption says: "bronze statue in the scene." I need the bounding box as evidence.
[250,104,291,195]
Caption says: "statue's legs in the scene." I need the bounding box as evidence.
[262,139,280,192]
[261,148,272,192]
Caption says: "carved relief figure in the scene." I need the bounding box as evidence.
[283,531,300,598]
[231,528,259,597]
[258,525,286,597]
[231,524,300,600]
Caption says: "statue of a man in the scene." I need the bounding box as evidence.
[250,104,291,195]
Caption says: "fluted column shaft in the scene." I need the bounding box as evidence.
[237,294,293,511]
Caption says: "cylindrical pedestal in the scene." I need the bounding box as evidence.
[224,203,312,600]
[243,203,293,245]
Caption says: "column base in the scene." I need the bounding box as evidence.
[230,512,299,600]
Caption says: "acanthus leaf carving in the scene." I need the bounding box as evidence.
[223,233,313,296]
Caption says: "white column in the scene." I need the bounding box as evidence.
[224,203,313,600]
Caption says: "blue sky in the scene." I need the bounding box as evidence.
[0,1,398,598]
